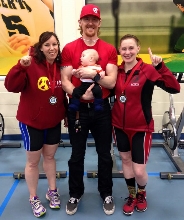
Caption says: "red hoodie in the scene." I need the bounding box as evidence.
[5,58,67,129]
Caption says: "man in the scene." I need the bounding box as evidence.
[61,4,118,215]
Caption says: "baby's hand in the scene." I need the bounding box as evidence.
[99,70,105,79]
[72,69,77,75]
[72,69,80,78]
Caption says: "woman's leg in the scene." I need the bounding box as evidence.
[42,143,58,190]
[26,149,47,217]
[114,128,138,215]
[119,151,134,179]
[42,143,60,209]
[119,151,137,215]
[25,149,42,198]
[132,162,148,186]
[131,131,151,190]
[19,122,49,217]
[132,162,148,212]
[131,131,152,213]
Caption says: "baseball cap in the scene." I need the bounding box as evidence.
[80,4,101,19]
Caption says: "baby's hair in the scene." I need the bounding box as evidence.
[84,49,99,61]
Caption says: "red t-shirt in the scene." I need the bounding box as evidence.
[61,38,117,100]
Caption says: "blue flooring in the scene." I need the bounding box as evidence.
[0,140,184,219]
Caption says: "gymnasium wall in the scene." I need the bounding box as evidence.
[0,0,84,137]
[0,0,184,138]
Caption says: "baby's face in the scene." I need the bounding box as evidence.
[81,51,92,66]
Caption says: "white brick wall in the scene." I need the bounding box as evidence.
[0,0,85,136]
[0,80,19,134]
[1,0,184,137]
[1,80,184,135]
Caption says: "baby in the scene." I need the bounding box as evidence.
[69,49,105,111]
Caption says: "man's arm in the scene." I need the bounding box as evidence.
[61,65,95,100]
[76,63,118,89]
[61,66,75,95]
[98,63,117,89]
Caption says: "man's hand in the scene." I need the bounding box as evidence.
[76,66,97,79]
[99,70,105,79]
[64,117,68,127]
[82,83,95,100]
[148,47,162,67]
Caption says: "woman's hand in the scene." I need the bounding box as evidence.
[148,47,162,67]
[20,55,32,67]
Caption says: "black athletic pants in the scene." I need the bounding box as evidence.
[67,98,113,200]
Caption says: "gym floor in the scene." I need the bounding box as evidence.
[0,139,184,220]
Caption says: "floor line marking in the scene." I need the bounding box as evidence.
[0,179,19,216]
[0,173,13,177]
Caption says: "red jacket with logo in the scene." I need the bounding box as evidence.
[4,58,67,129]
[112,58,180,132]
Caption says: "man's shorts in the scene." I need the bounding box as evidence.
[19,122,61,151]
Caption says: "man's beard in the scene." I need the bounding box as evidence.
[83,27,97,38]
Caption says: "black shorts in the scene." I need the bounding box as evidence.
[19,122,61,151]
[114,127,152,164]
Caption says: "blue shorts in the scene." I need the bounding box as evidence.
[19,122,61,151]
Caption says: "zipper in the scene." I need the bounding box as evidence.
[122,73,128,129]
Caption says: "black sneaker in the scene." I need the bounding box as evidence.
[66,197,80,215]
[103,196,115,215]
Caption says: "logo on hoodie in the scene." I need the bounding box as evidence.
[37,77,49,91]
